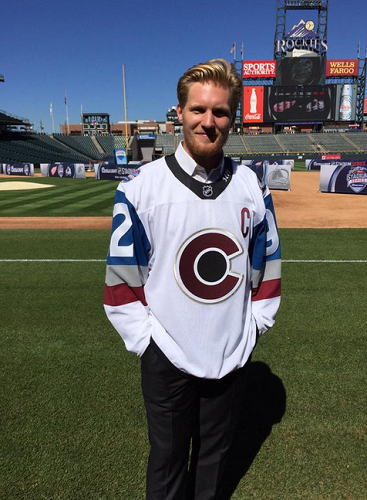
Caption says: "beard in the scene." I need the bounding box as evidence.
[182,128,229,163]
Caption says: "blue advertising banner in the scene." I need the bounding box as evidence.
[95,163,140,181]
[320,161,367,194]
[306,159,324,170]
[2,163,34,176]
[137,133,156,140]
[114,149,127,165]
[40,163,86,178]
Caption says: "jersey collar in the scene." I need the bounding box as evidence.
[165,151,233,200]
[175,141,225,183]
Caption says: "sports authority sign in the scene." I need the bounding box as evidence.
[242,61,276,79]
[243,86,264,123]
[326,59,358,77]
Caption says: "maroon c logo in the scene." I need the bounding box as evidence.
[174,229,243,303]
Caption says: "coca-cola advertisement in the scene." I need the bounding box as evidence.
[264,85,335,122]
[243,86,264,123]
[242,61,276,79]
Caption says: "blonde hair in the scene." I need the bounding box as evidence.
[177,58,242,117]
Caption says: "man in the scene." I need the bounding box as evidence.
[104,58,281,500]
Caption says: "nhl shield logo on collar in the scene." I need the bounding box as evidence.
[202,185,213,197]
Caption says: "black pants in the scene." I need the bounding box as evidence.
[141,341,249,500]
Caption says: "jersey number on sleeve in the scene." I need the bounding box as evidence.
[110,203,134,258]
[266,208,279,256]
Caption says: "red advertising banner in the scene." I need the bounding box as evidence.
[322,154,341,160]
[243,86,264,123]
[326,59,358,77]
[242,61,276,79]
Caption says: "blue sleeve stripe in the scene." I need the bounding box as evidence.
[250,218,266,271]
[264,192,281,261]
[106,190,151,266]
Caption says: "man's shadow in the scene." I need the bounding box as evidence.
[220,361,287,500]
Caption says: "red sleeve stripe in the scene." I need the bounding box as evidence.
[252,278,281,301]
[104,283,147,307]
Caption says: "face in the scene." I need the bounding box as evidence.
[176,81,233,167]
[292,58,313,84]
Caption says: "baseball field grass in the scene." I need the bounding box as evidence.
[0,177,117,216]
[0,162,308,217]
[1,228,366,500]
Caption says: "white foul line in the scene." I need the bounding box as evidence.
[0,259,366,263]
[0,259,105,262]
[283,259,367,263]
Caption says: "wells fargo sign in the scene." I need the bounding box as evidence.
[326,59,358,77]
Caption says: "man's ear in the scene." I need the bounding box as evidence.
[176,104,183,123]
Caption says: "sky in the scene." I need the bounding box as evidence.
[1,0,367,133]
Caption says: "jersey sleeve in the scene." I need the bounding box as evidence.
[103,185,152,356]
[250,186,281,336]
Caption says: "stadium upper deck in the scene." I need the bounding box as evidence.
[1,131,367,164]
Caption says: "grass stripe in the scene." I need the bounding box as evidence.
[0,259,105,262]
[1,184,113,210]
[1,228,366,499]
[283,259,367,263]
[1,259,366,263]
[0,178,117,216]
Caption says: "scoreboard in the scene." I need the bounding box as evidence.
[243,83,357,123]
[241,15,362,130]
[82,113,110,135]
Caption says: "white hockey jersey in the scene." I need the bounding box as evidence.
[104,151,281,379]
